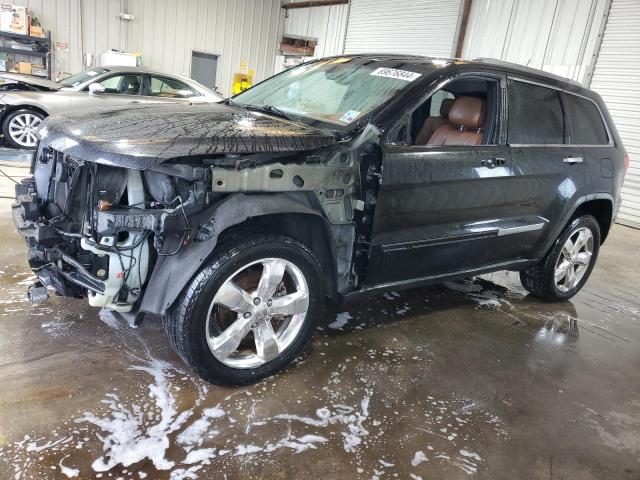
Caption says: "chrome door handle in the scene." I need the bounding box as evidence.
[563,156,583,164]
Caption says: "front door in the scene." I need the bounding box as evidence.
[70,73,145,110]
[365,73,537,287]
[366,144,515,285]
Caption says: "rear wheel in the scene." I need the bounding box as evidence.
[2,108,44,149]
[520,215,600,301]
[164,233,324,386]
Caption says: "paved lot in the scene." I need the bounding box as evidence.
[0,166,639,479]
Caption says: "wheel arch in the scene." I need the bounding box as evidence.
[217,212,338,299]
[573,198,613,243]
[138,193,339,319]
[2,104,49,122]
[539,193,614,260]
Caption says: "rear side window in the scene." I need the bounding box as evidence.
[564,94,609,144]
[508,80,564,144]
[149,76,199,98]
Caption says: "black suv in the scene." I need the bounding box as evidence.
[12,55,628,385]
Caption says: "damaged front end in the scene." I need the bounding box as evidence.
[12,107,373,317]
[13,143,210,312]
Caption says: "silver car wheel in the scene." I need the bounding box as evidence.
[8,113,42,148]
[205,257,310,369]
[554,227,594,293]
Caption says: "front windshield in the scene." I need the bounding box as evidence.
[57,68,110,87]
[233,58,424,128]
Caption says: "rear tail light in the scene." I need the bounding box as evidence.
[624,154,630,172]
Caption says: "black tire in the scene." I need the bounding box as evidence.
[164,233,324,386]
[2,108,45,149]
[520,215,600,301]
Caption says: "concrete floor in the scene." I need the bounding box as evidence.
[0,210,639,480]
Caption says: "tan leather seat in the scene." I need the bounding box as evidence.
[415,98,454,145]
[427,96,486,146]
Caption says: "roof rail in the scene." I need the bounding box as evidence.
[472,57,582,86]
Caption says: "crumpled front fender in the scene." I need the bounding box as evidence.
[138,193,326,317]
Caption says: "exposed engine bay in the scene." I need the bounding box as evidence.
[12,125,378,316]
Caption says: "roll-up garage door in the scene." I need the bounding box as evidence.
[590,0,640,229]
[344,0,464,57]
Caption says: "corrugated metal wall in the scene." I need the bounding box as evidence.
[127,0,284,96]
[589,0,640,228]
[344,0,465,57]
[11,0,284,96]
[283,3,349,59]
[80,0,128,60]
[462,0,608,82]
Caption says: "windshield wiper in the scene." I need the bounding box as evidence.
[240,104,299,123]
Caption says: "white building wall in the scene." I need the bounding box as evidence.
[127,0,284,96]
[10,0,284,96]
[462,0,608,83]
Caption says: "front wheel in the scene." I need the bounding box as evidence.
[2,108,44,149]
[520,215,600,301]
[164,233,324,386]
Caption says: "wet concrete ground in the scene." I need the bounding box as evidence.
[0,210,639,480]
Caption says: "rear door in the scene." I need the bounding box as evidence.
[562,90,615,204]
[505,78,588,260]
[143,75,202,104]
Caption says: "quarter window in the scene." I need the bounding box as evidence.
[564,94,609,145]
[508,80,564,145]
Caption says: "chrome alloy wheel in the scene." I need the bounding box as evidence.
[554,227,594,293]
[8,112,42,148]
[205,257,310,369]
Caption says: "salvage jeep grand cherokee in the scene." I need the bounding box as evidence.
[12,56,628,386]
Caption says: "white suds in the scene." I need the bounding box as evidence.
[459,449,481,461]
[58,455,79,478]
[328,312,352,330]
[411,450,428,466]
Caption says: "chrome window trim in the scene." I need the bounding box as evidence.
[507,76,614,147]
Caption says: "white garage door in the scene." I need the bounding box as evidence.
[344,0,464,57]
[590,0,640,228]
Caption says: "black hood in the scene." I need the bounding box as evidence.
[38,103,338,169]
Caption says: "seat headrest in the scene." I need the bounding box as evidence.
[448,96,485,129]
[440,98,454,117]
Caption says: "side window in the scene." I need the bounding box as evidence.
[149,76,199,98]
[564,94,609,145]
[97,74,143,95]
[507,80,563,144]
[407,77,498,146]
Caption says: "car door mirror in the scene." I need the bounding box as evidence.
[88,83,106,95]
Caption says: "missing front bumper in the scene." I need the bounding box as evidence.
[12,182,105,298]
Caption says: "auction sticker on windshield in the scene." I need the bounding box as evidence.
[370,67,421,82]
[339,110,361,123]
